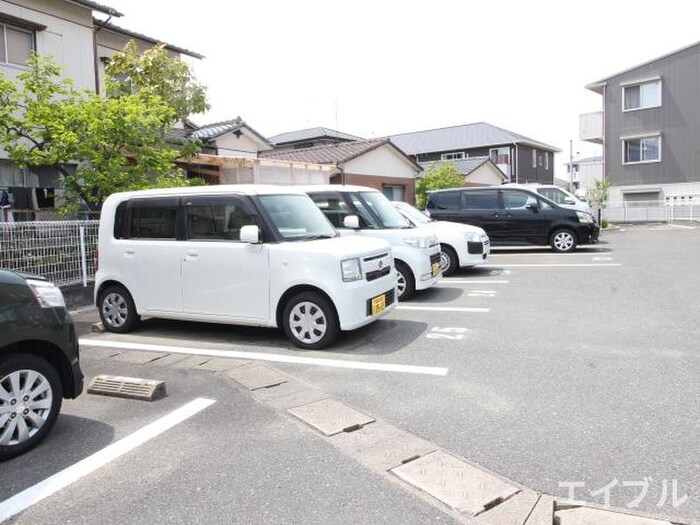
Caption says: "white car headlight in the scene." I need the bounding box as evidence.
[464,232,481,242]
[404,236,429,248]
[576,211,594,224]
[26,279,66,308]
[341,258,362,282]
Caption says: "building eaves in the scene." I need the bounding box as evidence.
[419,156,506,179]
[68,0,123,16]
[585,40,700,92]
[268,127,364,145]
[95,19,204,59]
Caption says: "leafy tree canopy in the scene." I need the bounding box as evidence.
[0,45,208,213]
[415,162,464,209]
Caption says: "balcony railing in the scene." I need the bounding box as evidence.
[579,111,603,144]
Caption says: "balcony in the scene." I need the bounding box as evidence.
[579,111,603,144]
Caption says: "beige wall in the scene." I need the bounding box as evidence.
[214,132,262,158]
[464,164,506,186]
[344,145,419,179]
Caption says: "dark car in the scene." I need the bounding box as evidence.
[0,269,83,461]
[426,186,599,253]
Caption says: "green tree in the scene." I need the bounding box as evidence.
[0,48,208,213]
[415,162,464,209]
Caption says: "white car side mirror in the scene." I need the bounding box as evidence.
[240,225,260,243]
[343,215,360,229]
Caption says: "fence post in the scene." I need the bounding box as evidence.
[79,225,87,287]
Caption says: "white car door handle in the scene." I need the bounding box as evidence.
[184,251,199,261]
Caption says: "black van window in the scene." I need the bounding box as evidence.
[428,192,461,210]
[502,190,538,210]
[463,191,499,209]
[126,199,178,239]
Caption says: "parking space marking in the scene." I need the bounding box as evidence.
[467,291,497,297]
[0,397,215,523]
[78,339,449,376]
[592,256,613,261]
[439,280,509,285]
[396,306,490,313]
[495,263,621,268]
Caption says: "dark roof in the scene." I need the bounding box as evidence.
[95,19,204,59]
[586,41,700,92]
[68,0,123,16]
[388,122,560,155]
[268,127,364,145]
[419,157,507,179]
[191,117,272,148]
[261,139,421,170]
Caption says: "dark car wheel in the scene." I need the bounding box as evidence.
[439,244,459,276]
[0,353,63,462]
[395,260,416,301]
[98,285,140,333]
[282,292,339,350]
[550,229,577,253]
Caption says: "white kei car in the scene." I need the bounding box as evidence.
[392,201,490,276]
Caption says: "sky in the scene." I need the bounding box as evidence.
[100,0,700,177]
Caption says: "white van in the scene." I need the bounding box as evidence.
[95,185,397,350]
[298,185,442,300]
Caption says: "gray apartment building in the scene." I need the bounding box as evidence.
[580,41,700,207]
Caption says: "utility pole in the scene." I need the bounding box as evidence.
[569,139,574,193]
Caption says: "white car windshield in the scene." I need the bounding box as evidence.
[396,203,431,225]
[355,192,411,229]
[259,194,338,240]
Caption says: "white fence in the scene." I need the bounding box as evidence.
[603,201,700,223]
[0,220,99,287]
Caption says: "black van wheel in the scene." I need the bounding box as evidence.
[395,261,416,301]
[550,229,577,253]
[282,292,339,350]
[0,353,63,461]
[439,244,459,276]
[98,285,140,333]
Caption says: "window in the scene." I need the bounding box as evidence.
[310,194,351,228]
[125,199,178,239]
[185,196,257,241]
[427,191,461,210]
[382,184,405,202]
[0,24,34,66]
[441,152,465,161]
[532,149,537,168]
[623,136,661,164]
[503,191,538,210]
[545,152,549,170]
[489,147,510,165]
[623,80,661,111]
[463,191,499,210]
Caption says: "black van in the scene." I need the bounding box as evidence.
[425,186,599,252]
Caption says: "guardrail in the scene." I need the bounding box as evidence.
[0,220,99,287]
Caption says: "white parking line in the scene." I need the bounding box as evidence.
[495,263,621,268]
[440,280,509,284]
[396,306,490,313]
[592,257,613,261]
[79,339,449,376]
[0,397,215,523]
[668,223,695,229]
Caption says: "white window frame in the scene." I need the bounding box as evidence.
[441,152,465,161]
[621,77,662,112]
[0,22,35,67]
[621,133,661,165]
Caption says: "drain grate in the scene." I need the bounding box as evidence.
[87,375,166,401]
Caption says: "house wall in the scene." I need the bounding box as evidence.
[604,45,700,188]
[415,145,519,181]
[0,0,95,90]
[214,133,262,158]
[516,145,554,184]
[332,173,415,204]
[464,165,506,186]
[343,146,418,179]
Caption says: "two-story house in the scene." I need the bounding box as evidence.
[388,122,560,185]
[581,41,700,207]
[0,0,202,217]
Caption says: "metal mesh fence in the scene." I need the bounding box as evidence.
[0,220,99,286]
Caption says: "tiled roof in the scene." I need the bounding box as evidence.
[192,118,244,140]
[419,157,506,178]
[95,19,203,59]
[261,139,387,164]
[268,127,364,145]
[388,122,560,155]
[70,0,123,16]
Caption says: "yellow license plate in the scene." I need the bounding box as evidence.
[432,262,441,277]
[371,294,386,316]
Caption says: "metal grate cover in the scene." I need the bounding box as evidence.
[87,375,166,401]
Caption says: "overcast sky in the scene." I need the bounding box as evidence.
[101,0,699,176]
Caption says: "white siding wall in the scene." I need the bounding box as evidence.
[343,145,418,179]
[0,0,95,90]
[214,133,262,158]
[465,165,506,186]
